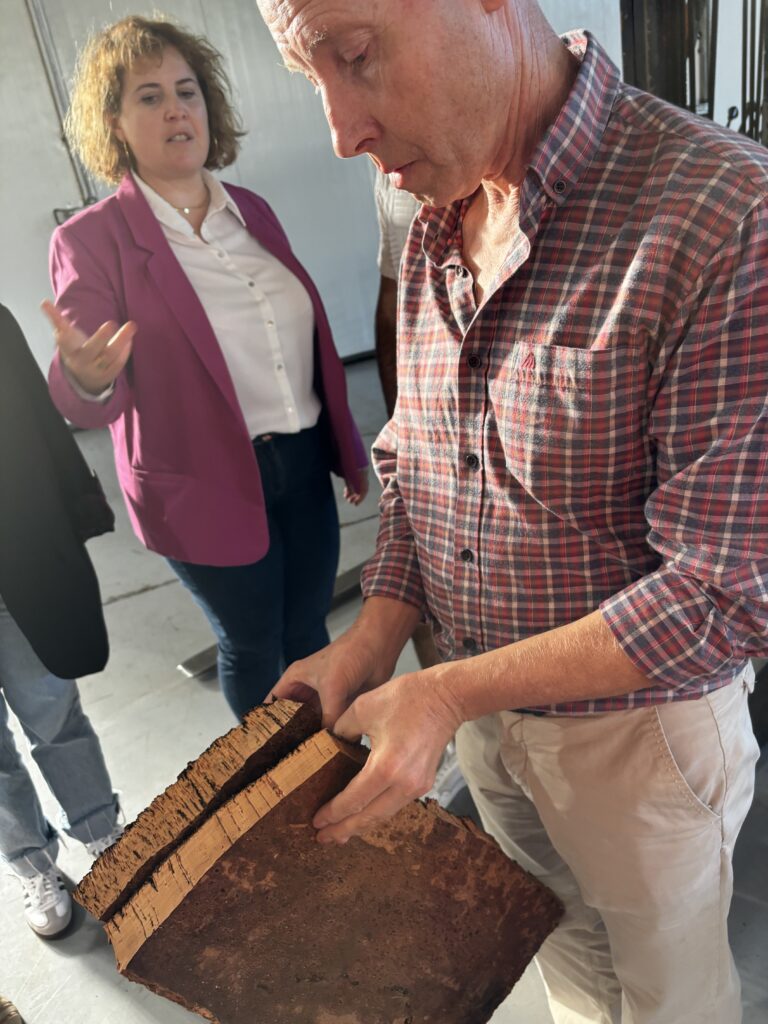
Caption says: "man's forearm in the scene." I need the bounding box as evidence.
[435,609,650,722]
[350,595,422,685]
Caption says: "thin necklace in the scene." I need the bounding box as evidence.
[173,187,209,216]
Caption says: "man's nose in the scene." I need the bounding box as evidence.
[322,86,377,159]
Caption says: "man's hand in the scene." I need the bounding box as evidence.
[271,597,421,727]
[42,300,135,395]
[313,666,463,845]
[270,628,384,728]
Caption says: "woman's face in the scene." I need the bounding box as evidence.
[113,46,210,186]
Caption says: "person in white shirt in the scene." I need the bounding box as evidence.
[44,15,368,720]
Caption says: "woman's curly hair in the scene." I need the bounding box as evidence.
[65,15,245,185]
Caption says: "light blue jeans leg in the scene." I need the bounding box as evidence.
[0,597,118,877]
[0,690,58,876]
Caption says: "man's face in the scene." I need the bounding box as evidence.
[258,0,507,206]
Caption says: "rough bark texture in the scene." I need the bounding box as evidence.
[98,728,562,1024]
[75,698,322,921]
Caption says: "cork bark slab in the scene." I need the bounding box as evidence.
[104,730,563,1024]
[75,698,322,921]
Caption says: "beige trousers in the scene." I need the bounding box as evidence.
[455,674,760,1024]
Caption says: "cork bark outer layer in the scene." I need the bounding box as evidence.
[74,698,322,921]
[104,730,564,1024]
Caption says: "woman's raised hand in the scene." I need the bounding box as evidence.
[41,300,136,395]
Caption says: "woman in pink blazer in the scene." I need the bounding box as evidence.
[45,15,368,719]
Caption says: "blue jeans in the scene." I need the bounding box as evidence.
[169,424,341,719]
[0,597,118,877]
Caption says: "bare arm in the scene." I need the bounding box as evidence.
[436,608,648,722]
[271,595,421,725]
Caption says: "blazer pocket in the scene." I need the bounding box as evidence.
[123,467,191,528]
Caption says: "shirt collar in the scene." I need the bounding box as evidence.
[420,31,621,268]
[528,31,620,205]
[131,168,246,236]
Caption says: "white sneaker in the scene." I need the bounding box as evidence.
[19,868,72,937]
[425,742,466,808]
[84,824,124,859]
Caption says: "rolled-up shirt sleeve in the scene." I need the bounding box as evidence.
[360,415,428,615]
[601,202,768,687]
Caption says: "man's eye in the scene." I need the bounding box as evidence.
[349,48,368,68]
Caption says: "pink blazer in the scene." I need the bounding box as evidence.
[48,174,367,566]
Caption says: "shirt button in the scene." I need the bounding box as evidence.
[276,363,283,371]
[267,320,275,327]
[460,548,474,563]
[467,354,481,369]
[465,453,480,470]
[462,636,478,652]
[248,280,255,287]
[553,179,567,195]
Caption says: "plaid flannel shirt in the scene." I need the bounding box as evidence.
[360,33,768,713]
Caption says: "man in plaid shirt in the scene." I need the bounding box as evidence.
[259,1,766,1020]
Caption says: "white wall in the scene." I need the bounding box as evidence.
[0,0,84,369]
[538,0,623,68]
[712,0,755,128]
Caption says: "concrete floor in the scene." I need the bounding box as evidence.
[1,361,767,1023]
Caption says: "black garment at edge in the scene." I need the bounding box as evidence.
[0,303,113,679]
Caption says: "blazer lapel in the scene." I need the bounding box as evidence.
[115,175,242,417]
[232,189,325,310]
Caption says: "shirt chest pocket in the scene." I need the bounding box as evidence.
[488,341,645,518]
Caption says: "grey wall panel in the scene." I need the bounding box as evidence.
[0,0,82,368]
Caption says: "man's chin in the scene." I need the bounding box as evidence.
[402,171,477,209]
[396,177,450,208]
[412,185,475,209]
